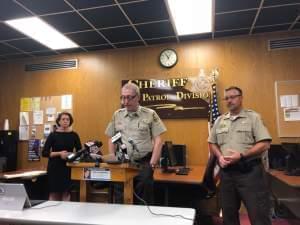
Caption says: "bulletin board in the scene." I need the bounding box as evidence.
[275,81,300,137]
[19,95,73,141]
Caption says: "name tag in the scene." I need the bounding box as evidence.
[83,168,111,181]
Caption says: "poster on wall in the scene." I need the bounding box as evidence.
[122,73,218,119]
[28,139,41,161]
[284,107,300,121]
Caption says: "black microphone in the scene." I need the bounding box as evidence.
[85,140,103,149]
[128,138,139,152]
[67,147,88,162]
[111,132,122,144]
[111,132,129,162]
[67,141,103,162]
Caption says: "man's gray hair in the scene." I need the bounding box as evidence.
[122,82,140,97]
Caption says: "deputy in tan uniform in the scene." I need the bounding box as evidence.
[105,82,166,204]
[208,86,271,225]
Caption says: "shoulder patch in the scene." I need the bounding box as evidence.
[153,112,160,122]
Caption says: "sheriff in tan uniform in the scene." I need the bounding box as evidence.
[105,82,166,204]
[105,105,167,160]
[208,86,272,225]
[208,109,271,159]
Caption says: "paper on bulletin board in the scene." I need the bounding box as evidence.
[47,114,55,122]
[32,97,41,111]
[44,124,51,137]
[280,95,299,108]
[33,111,44,125]
[20,98,32,111]
[61,95,72,110]
[19,112,29,126]
[28,139,41,161]
[19,126,29,140]
[31,126,37,139]
[284,107,300,121]
[46,107,56,115]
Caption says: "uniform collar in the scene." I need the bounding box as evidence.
[224,109,247,120]
[124,105,141,118]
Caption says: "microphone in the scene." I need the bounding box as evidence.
[128,138,139,152]
[111,132,129,162]
[111,132,122,144]
[67,148,87,162]
[67,141,103,162]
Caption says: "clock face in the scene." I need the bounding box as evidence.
[159,49,178,68]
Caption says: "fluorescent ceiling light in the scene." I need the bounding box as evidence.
[5,17,78,50]
[167,0,212,36]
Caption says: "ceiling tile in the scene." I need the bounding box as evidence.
[263,0,300,7]
[179,33,212,42]
[0,43,22,55]
[17,0,72,15]
[256,5,300,26]
[4,53,32,60]
[42,12,91,33]
[253,24,290,34]
[80,5,129,28]
[67,31,108,46]
[136,21,175,39]
[68,0,115,9]
[215,29,250,38]
[215,0,261,13]
[145,36,177,45]
[215,10,257,31]
[0,23,25,41]
[7,39,49,52]
[30,51,58,57]
[115,41,144,48]
[0,0,32,20]
[56,48,85,54]
[118,0,142,3]
[122,0,169,24]
[100,26,140,43]
[84,45,113,51]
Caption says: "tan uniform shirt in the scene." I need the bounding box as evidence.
[208,109,271,158]
[105,106,167,159]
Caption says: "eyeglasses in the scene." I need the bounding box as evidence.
[120,95,137,101]
[223,94,241,101]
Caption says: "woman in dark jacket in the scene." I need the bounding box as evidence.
[42,112,81,201]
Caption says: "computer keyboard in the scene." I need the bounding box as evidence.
[176,167,190,175]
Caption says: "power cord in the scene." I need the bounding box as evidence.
[133,191,194,221]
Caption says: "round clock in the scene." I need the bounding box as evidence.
[159,49,178,68]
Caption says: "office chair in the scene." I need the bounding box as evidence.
[0,157,7,172]
[202,153,219,198]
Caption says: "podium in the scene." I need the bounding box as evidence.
[67,162,139,204]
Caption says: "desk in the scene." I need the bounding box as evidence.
[154,165,205,205]
[154,165,205,184]
[0,168,46,181]
[268,170,300,218]
[0,168,48,200]
[67,162,138,204]
[0,201,195,225]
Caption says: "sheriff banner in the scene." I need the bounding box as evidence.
[122,73,218,119]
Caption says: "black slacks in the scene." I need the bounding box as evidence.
[113,153,154,204]
[220,163,271,225]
